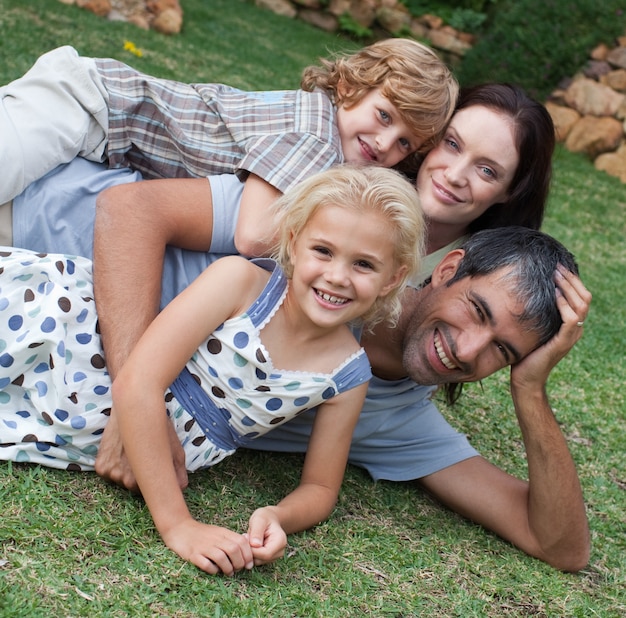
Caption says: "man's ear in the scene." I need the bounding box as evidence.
[430,249,465,287]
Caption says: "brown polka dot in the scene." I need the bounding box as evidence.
[67,463,83,472]
[101,408,111,417]
[55,260,65,274]
[11,374,24,387]
[207,338,222,354]
[165,392,174,402]
[28,342,44,348]
[184,419,196,432]
[269,417,286,425]
[211,386,226,399]
[0,251,11,257]
[41,412,53,426]
[49,355,55,370]
[24,289,35,302]
[58,296,72,312]
[191,373,201,386]
[69,393,78,404]
[192,436,206,446]
[255,385,270,392]
[256,348,267,363]
[90,354,106,369]
[23,434,38,442]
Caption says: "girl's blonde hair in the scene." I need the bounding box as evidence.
[273,165,424,329]
[301,38,459,167]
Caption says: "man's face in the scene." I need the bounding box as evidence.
[401,252,541,385]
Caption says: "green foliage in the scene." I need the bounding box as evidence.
[338,12,374,40]
[458,0,626,100]
[400,0,499,33]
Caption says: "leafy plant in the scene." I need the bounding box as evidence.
[458,0,626,99]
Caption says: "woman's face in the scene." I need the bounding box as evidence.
[416,106,520,229]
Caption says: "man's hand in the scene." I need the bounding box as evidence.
[511,265,591,391]
[95,409,188,492]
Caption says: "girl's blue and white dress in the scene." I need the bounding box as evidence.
[0,248,371,471]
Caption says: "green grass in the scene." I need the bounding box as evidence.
[1,0,625,616]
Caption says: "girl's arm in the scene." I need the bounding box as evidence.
[245,383,369,565]
[112,256,266,575]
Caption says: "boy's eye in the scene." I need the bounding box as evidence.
[379,109,390,122]
[313,246,331,256]
[399,137,411,150]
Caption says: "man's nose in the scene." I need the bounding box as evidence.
[455,329,491,363]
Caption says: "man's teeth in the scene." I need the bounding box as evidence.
[434,332,456,370]
[317,290,348,305]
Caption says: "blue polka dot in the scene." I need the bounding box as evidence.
[16,410,31,418]
[266,398,283,411]
[35,381,48,396]
[73,372,87,382]
[0,377,10,388]
[70,416,87,430]
[241,415,256,426]
[321,387,335,400]
[294,396,310,406]
[66,259,76,275]
[285,381,301,391]
[40,317,56,333]
[233,331,249,349]
[94,385,109,395]
[255,368,267,380]
[0,298,9,311]
[2,419,17,429]
[35,442,52,452]
[236,398,252,409]
[76,333,92,345]
[8,315,23,331]
[76,308,89,323]
[34,362,50,373]
[0,392,10,404]
[55,409,69,421]
[0,353,14,367]
[57,341,65,357]
[228,377,244,390]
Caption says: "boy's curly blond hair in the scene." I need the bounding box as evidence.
[301,38,459,173]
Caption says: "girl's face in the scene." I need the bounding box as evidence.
[288,204,406,329]
[416,106,520,230]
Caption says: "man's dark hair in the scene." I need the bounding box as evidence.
[443,226,579,404]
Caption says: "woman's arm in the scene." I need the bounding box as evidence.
[246,383,368,565]
[112,256,265,575]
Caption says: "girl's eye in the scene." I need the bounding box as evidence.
[399,137,411,150]
[314,246,331,256]
[379,109,390,122]
[355,260,374,270]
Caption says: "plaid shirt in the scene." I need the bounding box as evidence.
[95,58,344,193]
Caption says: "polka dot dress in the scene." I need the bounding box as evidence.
[0,248,110,470]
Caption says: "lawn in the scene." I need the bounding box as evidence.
[0,0,625,616]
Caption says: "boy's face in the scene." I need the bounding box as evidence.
[336,89,422,168]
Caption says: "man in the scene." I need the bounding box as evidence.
[5,159,591,572]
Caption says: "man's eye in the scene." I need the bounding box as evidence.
[495,342,509,362]
[472,301,484,321]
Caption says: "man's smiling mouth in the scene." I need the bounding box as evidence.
[434,331,457,370]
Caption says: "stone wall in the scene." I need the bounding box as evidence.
[255,0,475,64]
[58,0,183,34]
[547,37,626,183]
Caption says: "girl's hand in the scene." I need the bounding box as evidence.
[162,519,255,576]
[246,506,288,566]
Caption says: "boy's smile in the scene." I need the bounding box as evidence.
[336,89,421,168]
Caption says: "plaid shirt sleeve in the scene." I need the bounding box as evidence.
[95,59,343,190]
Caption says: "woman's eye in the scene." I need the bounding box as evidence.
[445,137,459,151]
[481,166,496,178]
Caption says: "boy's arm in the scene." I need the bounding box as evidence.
[235,173,282,257]
[419,267,591,572]
[93,177,215,489]
[246,384,367,564]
